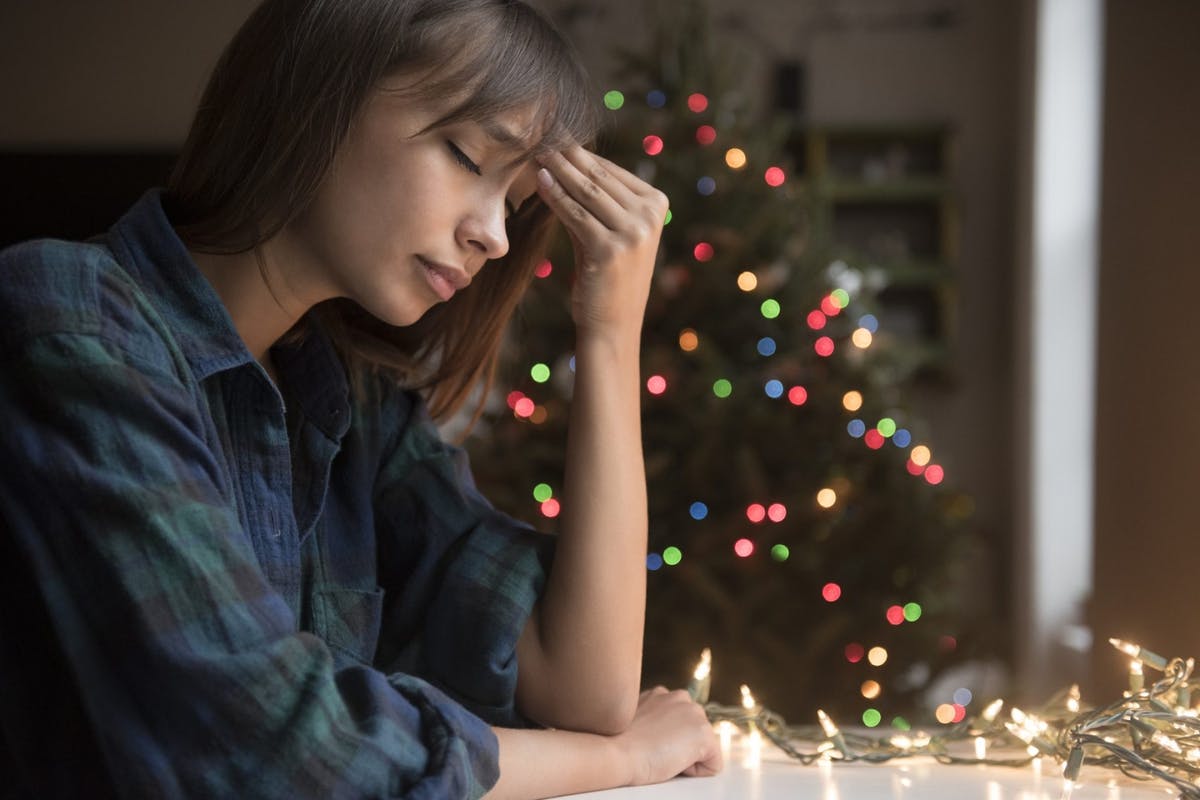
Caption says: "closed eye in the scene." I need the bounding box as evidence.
[447,141,481,176]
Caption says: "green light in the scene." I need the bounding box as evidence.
[603,90,625,110]
[831,289,850,308]
[530,363,551,383]
[862,709,882,728]
[532,483,553,503]
[903,602,922,622]
[892,716,911,731]
[760,299,781,319]
[770,544,790,562]
[664,208,673,226]
[712,379,732,398]
[663,546,682,565]
[877,418,897,437]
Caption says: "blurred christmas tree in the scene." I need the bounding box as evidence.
[465,1,987,725]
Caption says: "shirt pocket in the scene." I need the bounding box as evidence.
[311,585,385,669]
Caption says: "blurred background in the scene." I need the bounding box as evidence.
[1,0,1195,727]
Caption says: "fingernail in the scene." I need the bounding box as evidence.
[537,168,554,189]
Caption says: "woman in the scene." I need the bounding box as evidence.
[0,0,721,797]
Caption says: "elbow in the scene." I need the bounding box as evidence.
[577,694,638,737]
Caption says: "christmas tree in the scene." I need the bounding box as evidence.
[466,1,985,726]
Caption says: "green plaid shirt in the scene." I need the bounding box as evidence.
[0,191,554,799]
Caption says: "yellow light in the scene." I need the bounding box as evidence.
[693,648,711,681]
[725,147,747,169]
[530,405,548,424]
[860,680,881,699]
[679,329,699,352]
[817,709,840,738]
[740,684,757,711]
[1066,685,1081,713]
[867,646,888,666]
[851,328,873,348]
[934,703,956,724]
[891,735,913,750]
[737,271,758,292]
[974,736,987,760]
[842,390,863,412]
[910,445,932,466]
[982,699,1004,722]
[816,488,837,509]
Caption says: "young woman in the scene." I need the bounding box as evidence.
[0,0,721,798]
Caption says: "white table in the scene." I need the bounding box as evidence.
[555,745,1177,799]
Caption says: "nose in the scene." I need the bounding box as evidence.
[459,196,510,265]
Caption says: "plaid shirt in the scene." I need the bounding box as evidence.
[0,191,554,799]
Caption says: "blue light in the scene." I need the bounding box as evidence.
[647,553,664,571]
[697,176,716,196]
[858,314,879,333]
[646,89,667,109]
[764,379,784,399]
[847,419,867,438]
[953,687,973,706]
[689,501,709,520]
[569,355,576,372]
[757,337,777,356]
[892,428,912,448]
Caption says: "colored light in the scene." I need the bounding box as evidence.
[893,429,912,448]
[643,135,664,156]
[689,501,709,520]
[712,379,732,398]
[806,310,827,330]
[532,483,553,502]
[770,544,790,562]
[540,498,561,518]
[764,166,786,187]
[903,602,922,622]
[646,89,666,108]
[863,709,883,728]
[687,93,708,112]
[764,379,784,399]
[906,459,925,476]
[953,688,973,706]
[696,176,716,195]
[756,336,776,356]
[852,328,873,348]
[603,90,625,110]
[864,430,885,449]
[760,299,781,319]
[663,546,682,566]
[695,125,717,145]
[647,375,667,395]
[734,538,754,558]
[859,314,879,333]
[816,488,837,509]
[935,704,956,724]
[679,329,699,351]
[767,503,787,522]
[693,242,714,262]
[725,147,747,169]
[530,405,547,424]
[886,605,905,625]
[664,209,672,225]
[867,646,888,666]
[911,445,932,466]
[925,464,945,485]
[877,418,897,437]
[530,363,550,383]
[746,503,766,523]
[820,295,840,316]
[788,386,808,405]
[952,704,967,724]
[568,355,576,372]
[646,552,663,570]
[737,271,758,291]
[861,681,882,700]
[940,635,958,652]
[514,397,535,418]
[822,582,842,602]
[842,391,863,412]
[814,336,835,357]
[506,390,525,409]
[831,289,850,308]
[847,419,866,438]
[845,643,865,663]
[892,717,912,731]
[534,259,553,278]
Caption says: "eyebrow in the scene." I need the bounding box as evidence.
[481,119,533,152]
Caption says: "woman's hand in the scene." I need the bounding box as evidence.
[614,687,724,786]
[534,146,668,341]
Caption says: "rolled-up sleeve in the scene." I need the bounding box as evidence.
[0,320,500,798]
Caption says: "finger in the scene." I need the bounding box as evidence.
[571,147,672,227]
[535,165,610,240]
[573,147,664,202]
[538,150,627,231]
[560,146,641,210]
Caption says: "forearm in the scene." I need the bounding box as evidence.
[521,330,647,731]
[486,725,630,800]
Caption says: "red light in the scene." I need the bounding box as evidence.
[540,498,561,518]
[906,459,925,476]
[820,295,840,316]
[693,242,714,262]
[925,464,945,485]
[845,643,865,663]
[746,503,766,523]
[767,503,787,522]
[734,538,754,558]
[822,582,842,602]
[647,375,667,395]
[886,605,905,625]
[695,125,716,145]
[687,93,709,113]
[534,260,553,279]
[514,398,535,418]
[864,430,885,450]
[788,386,808,406]
[952,704,967,723]
[642,135,664,156]
[506,390,525,409]
[939,635,957,652]
[764,166,786,187]
[806,310,827,330]
[815,337,835,357]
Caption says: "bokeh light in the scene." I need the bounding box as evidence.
[529,406,547,424]
[712,379,732,398]
[822,582,842,602]
[831,289,850,308]
[893,429,912,448]
[733,538,754,558]
[788,385,808,405]
[861,681,882,700]
[693,242,714,262]
[725,147,747,169]
[877,418,897,437]
[764,166,786,187]
[679,329,699,351]
[737,271,758,291]
[847,419,866,438]
[906,459,925,476]
[867,646,889,667]
[814,337,834,357]
[886,605,905,625]
[763,380,783,399]
[903,602,923,622]
[935,704,956,724]
[820,295,840,316]
[842,390,863,412]
[864,430,885,449]
[767,503,787,522]
[603,90,625,110]
[642,135,664,156]
[816,488,837,508]
[696,176,716,195]
[532,483,553,502]
[770,544,790,562]
[530,363,550,383]
[506,390,525,409]
[647,375,667,395]
[662,546,682,566]
[687,93,708,112]
[852,328,874,348]
[911,445,932,466]
[646,89,667,108]
[540,498,561,518]
[760,299,781,319]
[862,709,883,728]
[534,259,553,278]
[858,314,879,333]
[646,553,664,570]
[806,310,827,330]
[953,688,973,706]
[514,397,535,418]
[845,643,865,663]
[695,125,717,145]
[746,503,766,523]
[689,501,708,520]
[925,464,945,485]
[756,337,776,356]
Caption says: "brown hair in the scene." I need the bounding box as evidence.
[166,0,598,422]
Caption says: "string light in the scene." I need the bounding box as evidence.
[530,362,550,383]
[663,546,682,566]
[815,337,835,357]
[764,166,786,187]
[679,329,699,351]
[693,242,714,262]
[514,397,535,418]
[642,134,664,156]
[842,391,863,412]
[646,89,666,108]
[737,271,758,291]
[816,488,837,508]
[696,176,716,195]
[687,648,712,703]
[756,337,776,356]
[695,125,717,145]
[603,90,625,110]
[733,538,754,558]
[821,582,842,602]
[712,379,732,398]
[687,93,708,112]
[534,259,553,278]
[760,299,781,319]
[847,419,866,438]
[787,386,808,405]
[807,310,827,330]
[910,445,932,466]
[746,503,766,523]
[725,147,747,169]
[867,646,888,666]
[770,544,789,562]
[852,328,873,348]
[766,502,786,522]
[647,375,667,395]
[540,498,560,518]
[689,501,708,520]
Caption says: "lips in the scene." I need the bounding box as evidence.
[418,256,470,301]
